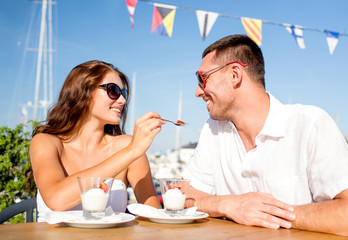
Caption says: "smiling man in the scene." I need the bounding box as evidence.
[183,34,348,236]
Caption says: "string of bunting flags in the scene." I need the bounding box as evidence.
[125,0,347,55]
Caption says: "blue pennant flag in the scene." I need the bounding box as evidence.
[325,30,339,55]
[285,25,305,49]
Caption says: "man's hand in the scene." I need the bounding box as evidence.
[218,192,296,229]
[186,187,296,230]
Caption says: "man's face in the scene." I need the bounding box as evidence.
[195,52,235,120]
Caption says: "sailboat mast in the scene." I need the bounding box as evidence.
[48,0,54,107]
[129,72,136,134]
[175,86,183,160]
[33,0,48,120]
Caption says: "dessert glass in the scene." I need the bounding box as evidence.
[159,178,190,216]
[77,176,114,219]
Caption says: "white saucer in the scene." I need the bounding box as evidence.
[145,210,209,224]
[127,204,208,224]
[46,210,135,229]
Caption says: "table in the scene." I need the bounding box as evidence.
[1,217,347,240]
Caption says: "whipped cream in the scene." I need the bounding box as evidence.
[81,188,109,211]
[162,188,186,210]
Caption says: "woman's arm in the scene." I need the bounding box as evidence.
[127,153,161,208]
[30,112,165,211]
[30,133,83,210]
[30,132,141,211]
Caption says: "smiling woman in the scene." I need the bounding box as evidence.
[29,60,165,222]
[34,60,130,136]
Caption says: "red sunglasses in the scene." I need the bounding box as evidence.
[195,61,247,89]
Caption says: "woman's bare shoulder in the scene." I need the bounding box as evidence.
[31,133,61,144]
[30,133,63,154]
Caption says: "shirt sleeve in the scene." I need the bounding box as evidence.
[307,108,348,201]
[182,120,217,195]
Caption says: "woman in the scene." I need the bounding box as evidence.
[30,60,165,221]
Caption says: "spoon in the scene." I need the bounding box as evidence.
[161,119,188,126]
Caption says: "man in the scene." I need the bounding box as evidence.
[183,34,348,236]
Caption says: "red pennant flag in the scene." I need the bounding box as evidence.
[125,0,137,28]
[241,17,262,46]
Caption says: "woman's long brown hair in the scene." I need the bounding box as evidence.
[32,60,130,139]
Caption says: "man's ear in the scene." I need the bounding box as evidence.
[230,65,243,88]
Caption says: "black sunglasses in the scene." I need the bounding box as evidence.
[98,83,128,101]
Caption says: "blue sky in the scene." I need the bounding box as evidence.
[1,0,348,153]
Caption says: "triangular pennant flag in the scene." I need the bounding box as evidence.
[151,3,176,37]
[125,0,137,28]
[241,17,262,46]
[196,10,219,40]
[325,30,339,55]
[285,25,305,49]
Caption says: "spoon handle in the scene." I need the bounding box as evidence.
[161,119,187,126]
[161,119,175,124]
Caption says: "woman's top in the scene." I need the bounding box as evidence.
[36,179,128,222]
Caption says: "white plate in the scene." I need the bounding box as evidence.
[147,211,209,224]
[132,209,208,224]
[46,210,135,229]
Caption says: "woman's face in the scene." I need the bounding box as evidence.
[90,71,127,126]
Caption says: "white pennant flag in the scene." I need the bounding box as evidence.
[285,24,305,49]
[196,10,219,40]
[325,31,339,55]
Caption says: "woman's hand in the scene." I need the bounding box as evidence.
[129,111,165,158]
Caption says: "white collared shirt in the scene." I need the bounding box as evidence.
[183,94,348,205]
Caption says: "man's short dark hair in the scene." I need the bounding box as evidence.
[203,34,265,88]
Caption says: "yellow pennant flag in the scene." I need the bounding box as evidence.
[241,17,262,46]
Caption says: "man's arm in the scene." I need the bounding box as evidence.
[292,189,348,236]
[185,186,295,229]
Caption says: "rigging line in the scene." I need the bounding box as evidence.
[8,1,39,125]
[137,0,348,37]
